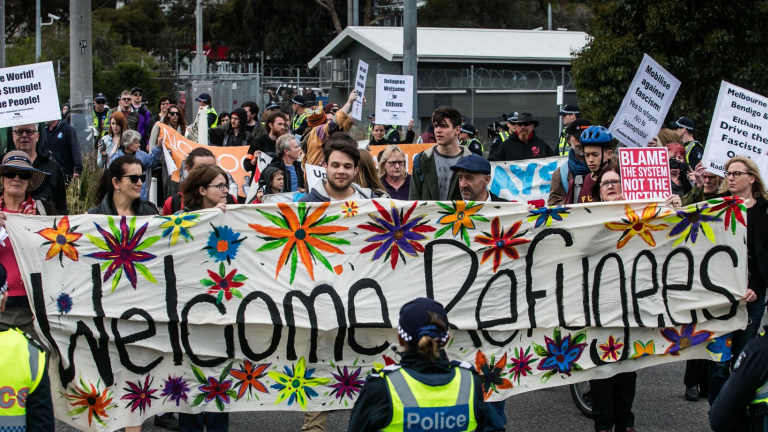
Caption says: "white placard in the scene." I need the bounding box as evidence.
[350,60,368,121]
[375,74,413,126]
[702,81,768,179]
[0,61,61,128]
[305,163,327,193]
[609,54,681,147]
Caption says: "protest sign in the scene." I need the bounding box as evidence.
[0,61,61,128]
[375,74,413,126]
[158,123,252,197]
[350,60,368,121]
[702,81,768,179]
[489,156,564,204]
[368,143,433,174]
[10,198,746,431]
[619,147,671,200]
[609,54,681,147]
[305,163,327,192]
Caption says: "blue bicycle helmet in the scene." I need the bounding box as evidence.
[580,125,613,146]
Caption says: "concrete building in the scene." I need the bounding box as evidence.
[309,26,589,147]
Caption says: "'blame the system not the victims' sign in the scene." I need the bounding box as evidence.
[619,147,671,200]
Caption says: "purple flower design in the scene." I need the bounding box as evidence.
[666,204,721,245]
[328,366,364,402]
[121,375,158,414]
[661,324,712,355]
[160,375,190,406]
[358,201,435,269]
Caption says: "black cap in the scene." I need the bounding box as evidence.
[398,298,450,345]
[367,113,376,121]
[565,118,591,138]
[559,104,580,116]
[673,116,694,131]
[460,124,477,136]
[195,93,212,104]
[302,97,317,108]
[450,154,491,175]
[130,87,143,95]
[94,93,107,103]
[290,95,305,105]
[264,102,280,111]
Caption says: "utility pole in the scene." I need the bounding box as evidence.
[347,0,359,26]
[403,0,418,128]
[35,0,41,61]
[191,0,205,75]
[69,0,93,153]
[0,0,5,67]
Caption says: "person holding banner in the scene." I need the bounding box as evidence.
[89,155,159,217]
[300,132,375,203]
[548,118,591,206]
[347,297,488,431]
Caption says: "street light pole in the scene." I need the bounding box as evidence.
[69,0,93,153]
[0,0,6,67]
[35,0,41,61]
[403,0,418,128]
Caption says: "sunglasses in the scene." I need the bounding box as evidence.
[2,171,33,180]
[121,97,132,101]
[120,174,143,184]
[168,111,180,116]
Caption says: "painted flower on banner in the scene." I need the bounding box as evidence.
[631,340,655,359]
[599,335,624,362]
[86,216,160,291]
[37,216,82,266]
[475,350,513,400]
[665,204,721,246]
[328,365,365,404]
[474,218,530,273]
[527,206,570,228]
[358,201,435,270]
[160,375,190,406]
[158,213,199,246]
[230,361,270,400]
[706,334,733,362]
[200,262,247,304]
[341,201,359,218]
[203,224,246,264]
[604,203,668,249]
[508,346,538,385]
[251,202,349,284]
[706,196,746,234]
[121,375,158,414]
[64,378,116,427]
[268,356,330,409]
[55,292,73,315]
[434,201,488,247]
[661,324,713,355]
[191,363,237,412]
[533,328,587,382]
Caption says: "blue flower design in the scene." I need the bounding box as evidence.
[56,292,73,315]
[203,224,246,264]
[526,206,569,228]
[661,324,712,355]
[533,328,586,379]
[706,334,733,362]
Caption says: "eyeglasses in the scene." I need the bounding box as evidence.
[121,174,142,184]
[208,182,228,191]
[2,171,33,180]
[13,128,37,136]
[168,111,180,116]
[600,179,621,188]
[725,171,750,178]
[387,160,406,166]
[121,97,132,101]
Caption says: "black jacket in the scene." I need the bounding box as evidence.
[347,351,488,432]
[209,127,252,147]
[489,133,553,161]
[489,191,507,202]
[87,193,159,216]
[41,121,82,177]
[31,153,67,215]
[268,157,305,191]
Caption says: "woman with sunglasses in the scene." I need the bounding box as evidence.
[0,151,52,339]
[88,155,158,216]
[97,111,128,168]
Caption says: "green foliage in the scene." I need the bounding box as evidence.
[418,0,591,30]
[66,152,101,215]
[571,0,768,134]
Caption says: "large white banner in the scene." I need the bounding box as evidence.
[702,81,768,179]
[8,199,747,431]
[489,156,564,205]
[0,61,61,128]
[375,74,413,126]
[350,60,368,121]
[609,54,681,147]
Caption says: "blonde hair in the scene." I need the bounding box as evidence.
[724,156,768,199]
[377,145,406,177]
[656,128,679,147]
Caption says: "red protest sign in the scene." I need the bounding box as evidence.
[618,147,672,200]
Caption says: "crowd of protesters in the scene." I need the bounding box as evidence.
[0,83,766,432]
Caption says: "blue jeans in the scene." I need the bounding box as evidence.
[482,400,506,431]
[179,412,229,432]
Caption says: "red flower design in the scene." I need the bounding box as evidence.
[229,361,270,400]
[199,377,233,404]
[474,218,530,272]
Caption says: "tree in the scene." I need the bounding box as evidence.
[315,0,343,34]
[571,1,768,134]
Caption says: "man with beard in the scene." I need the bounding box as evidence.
[548,118,591,205]
[300,132,374,202]
[11,124,67,215]
[489,112,553,161]
[452,154,506,202]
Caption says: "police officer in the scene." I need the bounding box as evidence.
[557,104,580,155]
[459,124,483,156]
[0,270,54,432]
[195,93,218,128]
[710,328,768,431]
[671,116,704,168]
[348,297,489,431]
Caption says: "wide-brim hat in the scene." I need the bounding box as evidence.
[0,150,49,191]
[510,112,539,126]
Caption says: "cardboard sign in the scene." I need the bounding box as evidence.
[350,60,368,121]
[490,156,565,204]
[375,74,413,126]
[8,199,746,431]
[619,147,672,200]
[0,61,61,128]
[609,54,681,147]
[702,81,768,179]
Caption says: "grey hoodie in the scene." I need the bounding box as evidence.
[299,181,374,202]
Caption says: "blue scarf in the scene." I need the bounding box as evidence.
[567,149,590,176]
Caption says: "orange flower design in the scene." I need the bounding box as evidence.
[230,360,270,400]
[250,202,349,283]
[604,203,668,249]
[64,378,115,426]
[37,216,82,265]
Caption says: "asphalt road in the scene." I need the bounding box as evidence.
[55,361,713,432]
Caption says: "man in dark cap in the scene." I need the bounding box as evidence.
[489,112,553,161]
[451,154,506,202]
[459,124,483,156]
[672,116,704,168]
[558,104,580,155]
[92,93,110,148]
